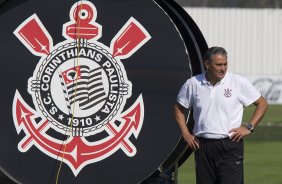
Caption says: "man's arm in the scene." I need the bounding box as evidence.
[174,103,199,150]
[249,95,269,128]
[229,96,268,142]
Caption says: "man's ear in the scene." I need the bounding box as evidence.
[204,59,209,70]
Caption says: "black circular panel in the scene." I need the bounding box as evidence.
[0,0,207,183]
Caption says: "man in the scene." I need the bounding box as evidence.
[174,47,268,184]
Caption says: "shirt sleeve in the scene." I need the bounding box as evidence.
[177,79,193,109]
[239,76,261,106]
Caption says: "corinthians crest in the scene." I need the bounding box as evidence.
[12,1,150,176]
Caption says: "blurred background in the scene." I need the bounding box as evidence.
[174,0,282,183]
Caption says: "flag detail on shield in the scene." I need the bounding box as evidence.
[59,65,107,111]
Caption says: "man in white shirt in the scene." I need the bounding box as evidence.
[174,47,268,184]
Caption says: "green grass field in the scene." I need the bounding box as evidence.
[243,104,282,124]
[178,105,282,184]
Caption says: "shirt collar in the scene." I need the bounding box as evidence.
[201,72,229,85]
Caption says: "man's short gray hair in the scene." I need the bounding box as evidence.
[203,46,227,61]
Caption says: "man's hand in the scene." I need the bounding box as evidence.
[229,126,251,142]
[229,96,268,142]
[174,103,200,150]
[183,133,200,151]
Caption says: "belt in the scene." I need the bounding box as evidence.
[196,137,230,142]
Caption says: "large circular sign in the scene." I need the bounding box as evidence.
[0,0,207,183]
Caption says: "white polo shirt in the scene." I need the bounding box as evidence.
[177,72,261,139]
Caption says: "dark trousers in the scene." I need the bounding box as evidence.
[195,137,244,184]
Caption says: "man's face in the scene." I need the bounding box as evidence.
[205,54,228,82]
